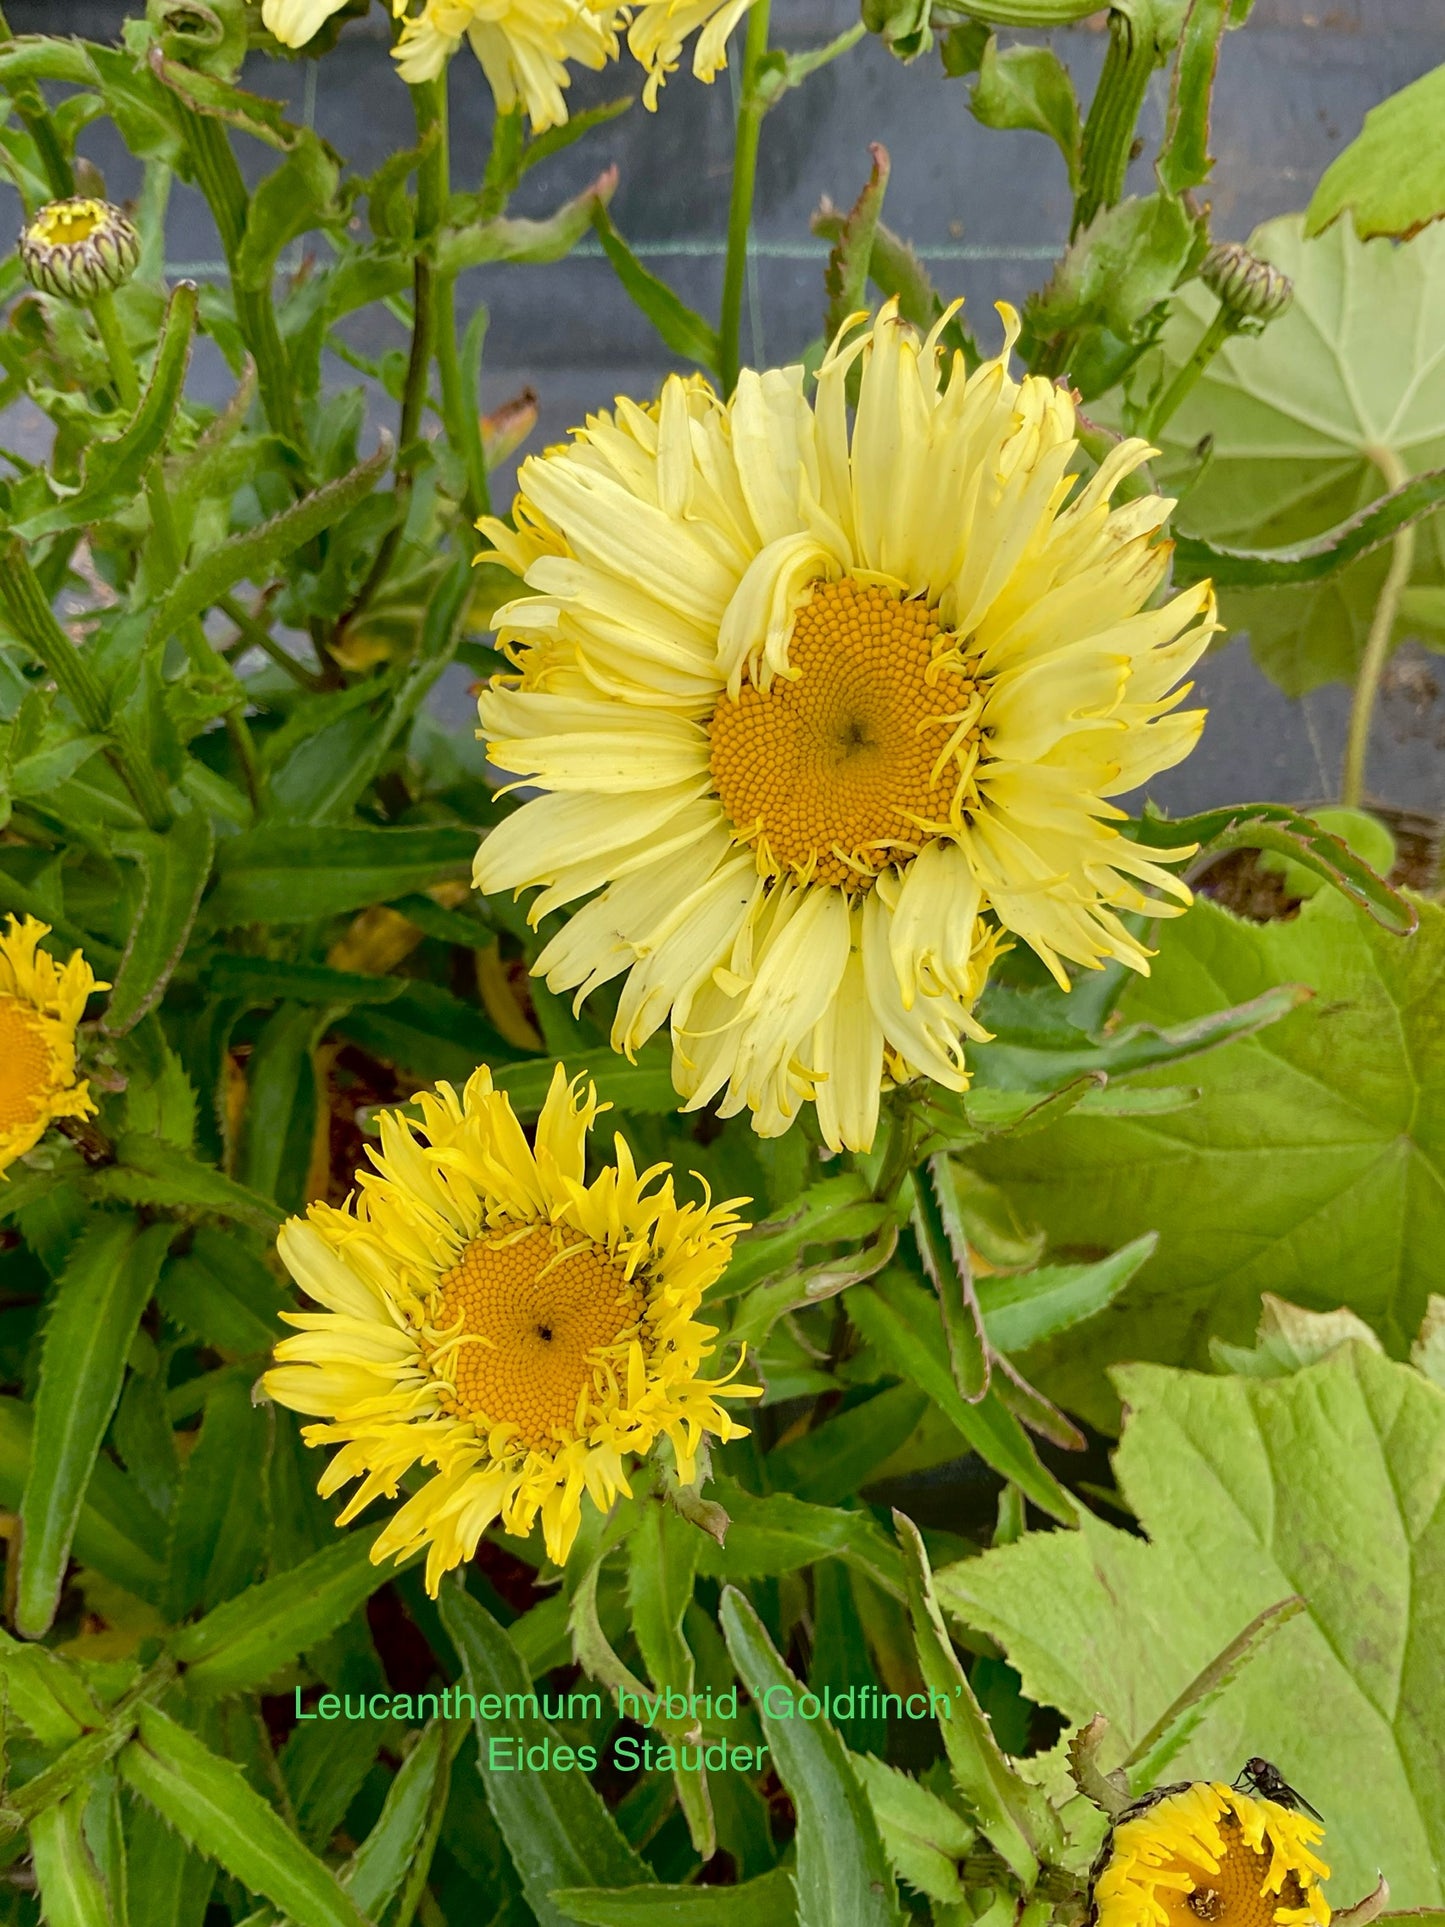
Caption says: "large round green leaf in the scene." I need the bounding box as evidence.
[973,891,1445,1422]
[1141,214,1445,692]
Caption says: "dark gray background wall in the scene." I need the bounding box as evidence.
[6,0,1445,820]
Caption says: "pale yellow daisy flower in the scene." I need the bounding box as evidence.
[1094,1779,1331,1927]
[472,301,1216,1151]
[261,0,352,46]
[624,0,756,109]
[391,0,622,132]
[0,916,106,1177]
[264,1064,757,1589]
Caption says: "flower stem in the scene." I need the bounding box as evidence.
[180,103,303,451]
[1139,306,1234,443]
[719,0,772,395]
[429,87,488,527]
[1073,4,1156,235]
[1342,447,1413,809]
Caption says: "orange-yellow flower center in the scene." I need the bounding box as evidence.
[1155,1811,1314,1927]
[707,577,985,890]
[430,1225,646,1451]
[29,199,108,248]
[0,996,53,1135]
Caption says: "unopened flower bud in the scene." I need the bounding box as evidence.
[1201,242,1293,326]
[19,198,140,303]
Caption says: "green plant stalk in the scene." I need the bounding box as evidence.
[179,102,303,450]
[0,538,172,830]
[343,79,449,629]
[719,0,773,394]
[429,89,489,526]
[219,594,325,692]
[1074,4,1157,234]
[1140,306,1235,441]
[0,0,74,198]
[93,290,262,800]
[1342,448,1414,809]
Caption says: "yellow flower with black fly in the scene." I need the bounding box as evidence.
[473,300,1216,1150]
[0,916,106,1178]
[1094,1778,1331,1927]
[264,1063,757,1590]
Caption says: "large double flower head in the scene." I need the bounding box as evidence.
[474,302,1217,1150]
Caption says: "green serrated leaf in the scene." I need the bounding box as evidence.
[974,892,1445,1426]
[439,1584,654,1927]
[1305,62,1445,243]
[823,143,890,342]
[852,1751,974,1905]
[720,1587,904,1927]
[552,1870,800,1926]
[30,1787,114,1927]
[971,40,1081,188]
[694,1481,906,1597]
[18,1216,172,1638]
[118,1704,369,1927]
[589,203,721,374]
[164,1374,268,1619]
[103,803,215,1035]
[975,1236,1158,1354]
[848,1274,1077,1523]
[173,1532,404,1696]
[11,283,198,540]
[91,1135,283,1231]
[936,1349,1445,1904]
[894,1513,1060,1884]
[0,1395,166,1605]
[1143,214,1445,693]
[206,825,474,926]
[147,444,389,646]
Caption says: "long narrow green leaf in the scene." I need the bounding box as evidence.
[894,1513,1060,1884]
[0,1396,166,1604]
[439,1584,654,1927]
[146,444,390,645]
[207,825,475,926]
[589,203,721,373]
[104,802,215,1034]
[347,1719,456,1920]
[848,1276,1077,1524]
[976,1236,1158,1354]
[913,1156,989,1402]
[823,142,890,340]
[720,1587,904,1927]
[1156,0,1230,194]
[174,1532,401,1696]
[90,1135,283,1231]
[1126,801,1416,935]
[1122,1596,1306,1791]
[1171,464,1445,589]
[118,1705,369,1927]
[19,1217,172,1638]
[13,283,199,539]
[552,1871,800,1926]
[30,1788,114,1927]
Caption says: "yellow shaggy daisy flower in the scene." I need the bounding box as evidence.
[1095,1780,1331,1927]
[0,916,105,1178]
[391,0,622,132]
[264,1064,757,1590]
[624,0,757,109]
[472,301,1217,1151]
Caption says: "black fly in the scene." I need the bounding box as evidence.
[1235,1758,1324,1825]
